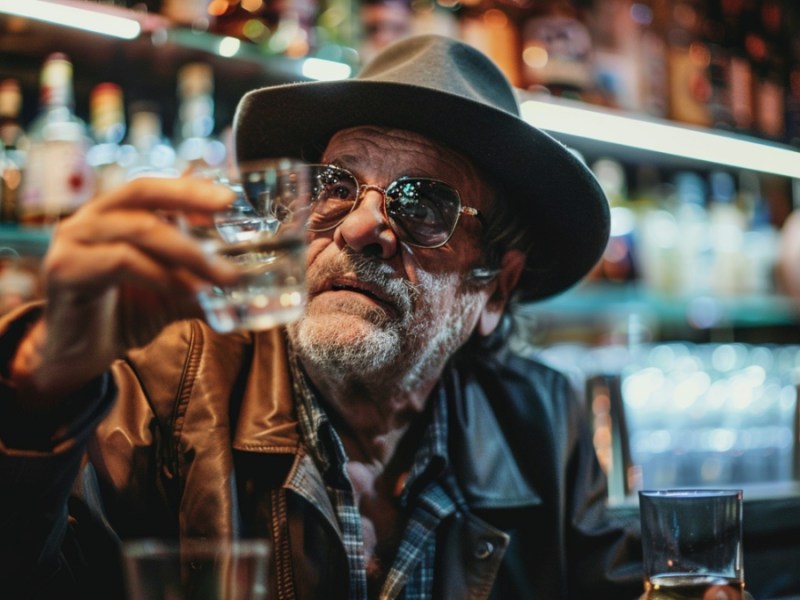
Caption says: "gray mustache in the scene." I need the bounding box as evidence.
[313,251,421,316]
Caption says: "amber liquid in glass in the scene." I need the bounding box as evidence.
[643,574,744,600]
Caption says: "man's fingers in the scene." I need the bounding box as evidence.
[44,239,234,297]
[48,212,240,288]
[91,176,235,213]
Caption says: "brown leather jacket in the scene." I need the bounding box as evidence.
[0,306,643,599]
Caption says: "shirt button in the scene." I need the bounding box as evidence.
[473,540,495,560]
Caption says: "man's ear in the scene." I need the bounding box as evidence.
[478,249,525,336]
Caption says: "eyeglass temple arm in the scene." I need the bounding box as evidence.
[461,206,487,230]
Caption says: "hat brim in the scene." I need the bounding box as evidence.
[234,79,609,302]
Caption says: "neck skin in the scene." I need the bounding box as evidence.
[300,357,442,467]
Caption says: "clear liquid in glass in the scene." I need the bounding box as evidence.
[198,236,306,333]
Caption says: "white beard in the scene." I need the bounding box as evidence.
[287,253,486,390]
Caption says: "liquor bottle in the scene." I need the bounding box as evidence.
[460,0,522,88]
[635,165,682,296]
[590,157,637,282]
[636,0,669,119]
[738,171,779,295]
[588,0,643,111]
[19,53,95,227]
[120,101,177,179]
[707,170,745,296]
[161,0,213,29]
[702,0,735,130]
[520,0,594,99]
[359,0,412,65]
[672,171,711,296]
[636,170,712,296]
[87,82,127,194]
[720,0,754,133]
[750,0,785,140]
[0,79,26,224]
[787,48,800,148]
[665,0,712,127]
[784,1,800,148]
[0,79,26,154]
[173,62,226,173]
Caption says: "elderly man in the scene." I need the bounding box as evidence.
[0,35,641,599]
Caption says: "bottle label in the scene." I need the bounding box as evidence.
[21,138,94,223]
[668,45,712,127]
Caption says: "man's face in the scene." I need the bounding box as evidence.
[287,126,495,390]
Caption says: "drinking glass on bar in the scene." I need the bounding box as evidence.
[639,489,746,600]
[121,538,270,600]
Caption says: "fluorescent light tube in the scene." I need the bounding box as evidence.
[301,58,351,82]
[0,0,142,40]
[521,99,800,180]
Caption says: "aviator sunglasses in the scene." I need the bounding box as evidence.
[307,164,485,249]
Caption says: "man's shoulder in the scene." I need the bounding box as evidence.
[124,318,269,365]
[465,343,572,392]
[456,343,582,437]
[115,320,271,421]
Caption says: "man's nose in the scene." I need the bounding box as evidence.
[333,189,399,258]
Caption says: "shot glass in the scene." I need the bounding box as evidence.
[185,158,310,333]
[121,538,270,600]
[639,489,745,600]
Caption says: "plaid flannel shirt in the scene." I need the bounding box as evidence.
[289,349,467,599]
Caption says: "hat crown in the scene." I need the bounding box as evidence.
[357,35,520,118]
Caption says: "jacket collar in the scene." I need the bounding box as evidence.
[230,328,302,453]
[230,329,541,510]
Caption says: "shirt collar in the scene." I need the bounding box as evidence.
[287,343,343,481]
[287,343,450,494]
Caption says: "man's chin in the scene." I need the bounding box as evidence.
[288,314,402,377]
[291,315,381,347]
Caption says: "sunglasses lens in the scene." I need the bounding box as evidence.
[386,179,460,247]
[307,165,462,247]
[308,165,359,231]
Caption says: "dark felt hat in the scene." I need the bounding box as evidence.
[233,34,609,302]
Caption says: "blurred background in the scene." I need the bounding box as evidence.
[1,0,800,596]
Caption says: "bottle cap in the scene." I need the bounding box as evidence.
[40,53,74,107]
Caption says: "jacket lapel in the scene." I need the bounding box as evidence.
[447,367,542,510]
[230,327,301,453]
